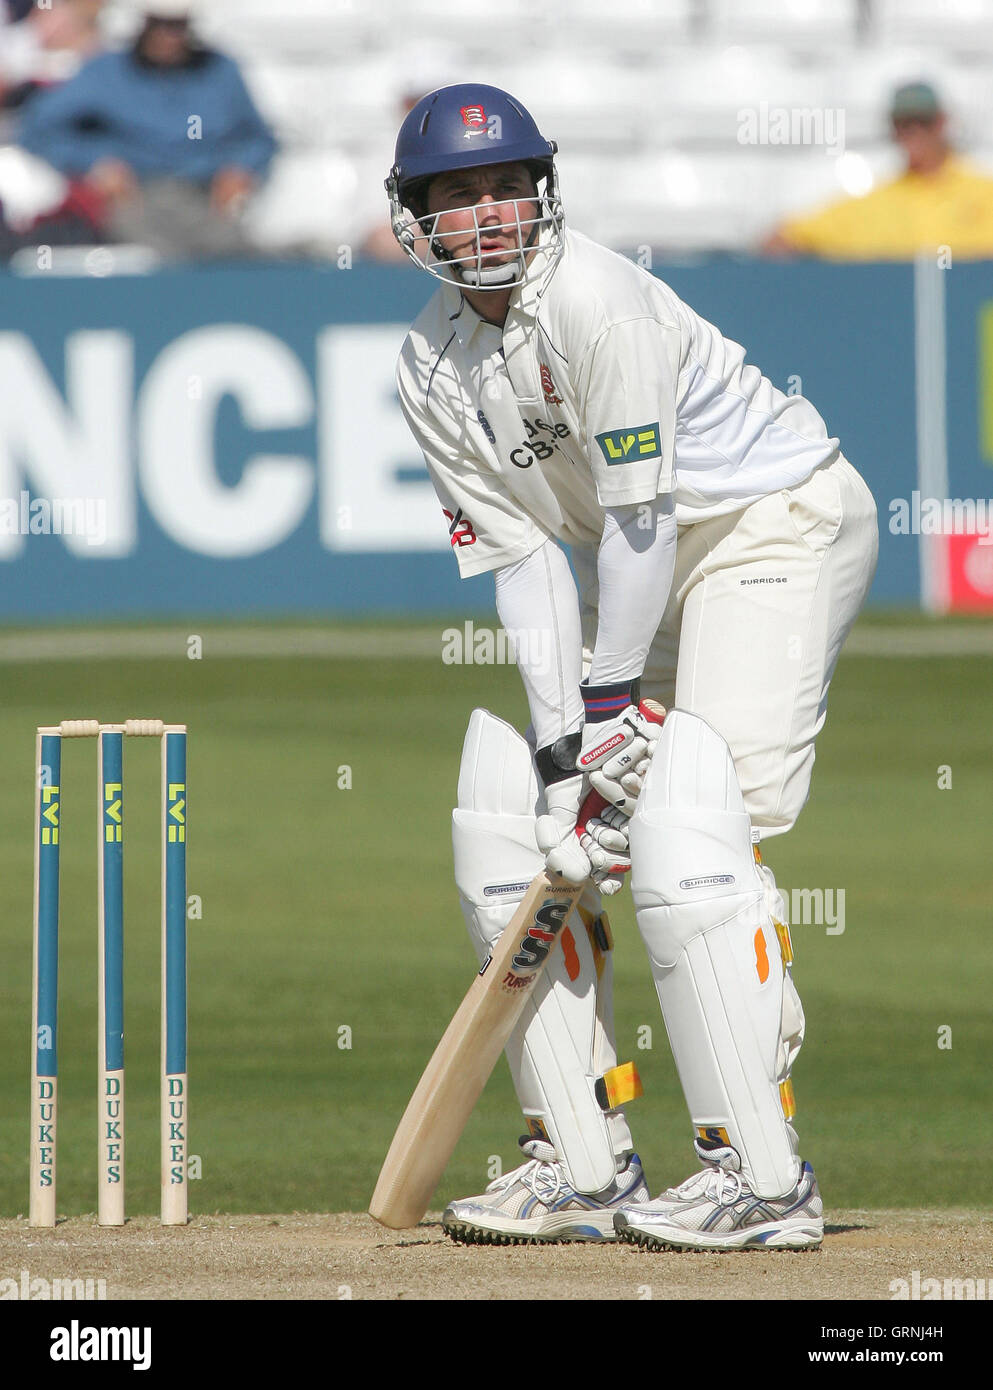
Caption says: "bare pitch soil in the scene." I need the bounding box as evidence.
[1,1209,989,1300]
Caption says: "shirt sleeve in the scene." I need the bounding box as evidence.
[588,496,677,684]
[493,538,584,746]
[396,352,549,578]
[575,316,680,507]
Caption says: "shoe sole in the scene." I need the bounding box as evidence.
[615,1215,823,1253]
[443,1217,617,1246]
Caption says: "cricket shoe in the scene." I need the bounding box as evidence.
[441,1137,649,1245]
[614,1139,823,1252]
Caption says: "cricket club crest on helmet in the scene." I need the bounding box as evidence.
[460,104,487,130]
[386,83,563,290]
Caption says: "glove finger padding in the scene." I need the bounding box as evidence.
[539,792,630,889]
[619,761,651,797]
[578,803,631,896]
[590,769,640,819]
[580,831,630,877]
[585,823,630,854]
[583,805,631,854]
[596,734,653,784]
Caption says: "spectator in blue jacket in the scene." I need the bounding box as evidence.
[17,0,278,259]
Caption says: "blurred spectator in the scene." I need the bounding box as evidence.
[1,0,104,115]
[763,82,993,261]
[16,0,277,260]
[0,1,108,260]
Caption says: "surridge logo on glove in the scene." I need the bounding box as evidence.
[578,731,628,767]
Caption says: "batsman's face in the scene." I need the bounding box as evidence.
[425,163,539,271]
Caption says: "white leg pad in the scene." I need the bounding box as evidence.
[453,709,632,1194]
[629,710,801,1197]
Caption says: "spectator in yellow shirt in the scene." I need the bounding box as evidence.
[763,82,993,261]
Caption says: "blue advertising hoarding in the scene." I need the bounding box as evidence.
[0,256,967,618]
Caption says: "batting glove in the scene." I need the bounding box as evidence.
[534,735,629,894]
[576,683,666,817]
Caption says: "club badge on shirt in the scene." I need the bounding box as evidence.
[540,364,563,406]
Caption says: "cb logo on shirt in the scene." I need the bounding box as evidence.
[595,422,662,465]
[511,416,571,468]
[442,506,477,547]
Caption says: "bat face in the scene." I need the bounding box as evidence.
[369,874,584,1229]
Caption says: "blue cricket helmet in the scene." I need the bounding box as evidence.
[390,83,557,214]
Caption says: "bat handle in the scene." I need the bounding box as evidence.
[637,697,667,727]
[576,788,609,832]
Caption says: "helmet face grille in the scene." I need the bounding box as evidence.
[387,164,564,292]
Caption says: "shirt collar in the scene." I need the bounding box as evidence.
[441,225,564,349]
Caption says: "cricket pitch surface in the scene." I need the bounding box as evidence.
[1,1209,988,1300]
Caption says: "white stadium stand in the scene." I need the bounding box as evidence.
[871,0,993,54]
[707,0,861,50]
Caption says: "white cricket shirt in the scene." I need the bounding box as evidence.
[397,227,840,579]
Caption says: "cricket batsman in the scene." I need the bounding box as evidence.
[388,85,878,1251]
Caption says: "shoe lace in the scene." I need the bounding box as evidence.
[484,1139,567,1205]
[522,1159,565,1205]
[673,1163,743,1206]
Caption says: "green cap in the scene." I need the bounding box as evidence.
[890,81,942,121]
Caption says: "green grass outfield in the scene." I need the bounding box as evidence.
[0,610,990,1219]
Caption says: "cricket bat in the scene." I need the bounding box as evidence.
[368,862,590,1229]
[369,700,665,1230]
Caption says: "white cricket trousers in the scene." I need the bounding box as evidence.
[641,453,879,838]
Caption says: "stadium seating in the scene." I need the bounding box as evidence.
[2,0,992,258]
